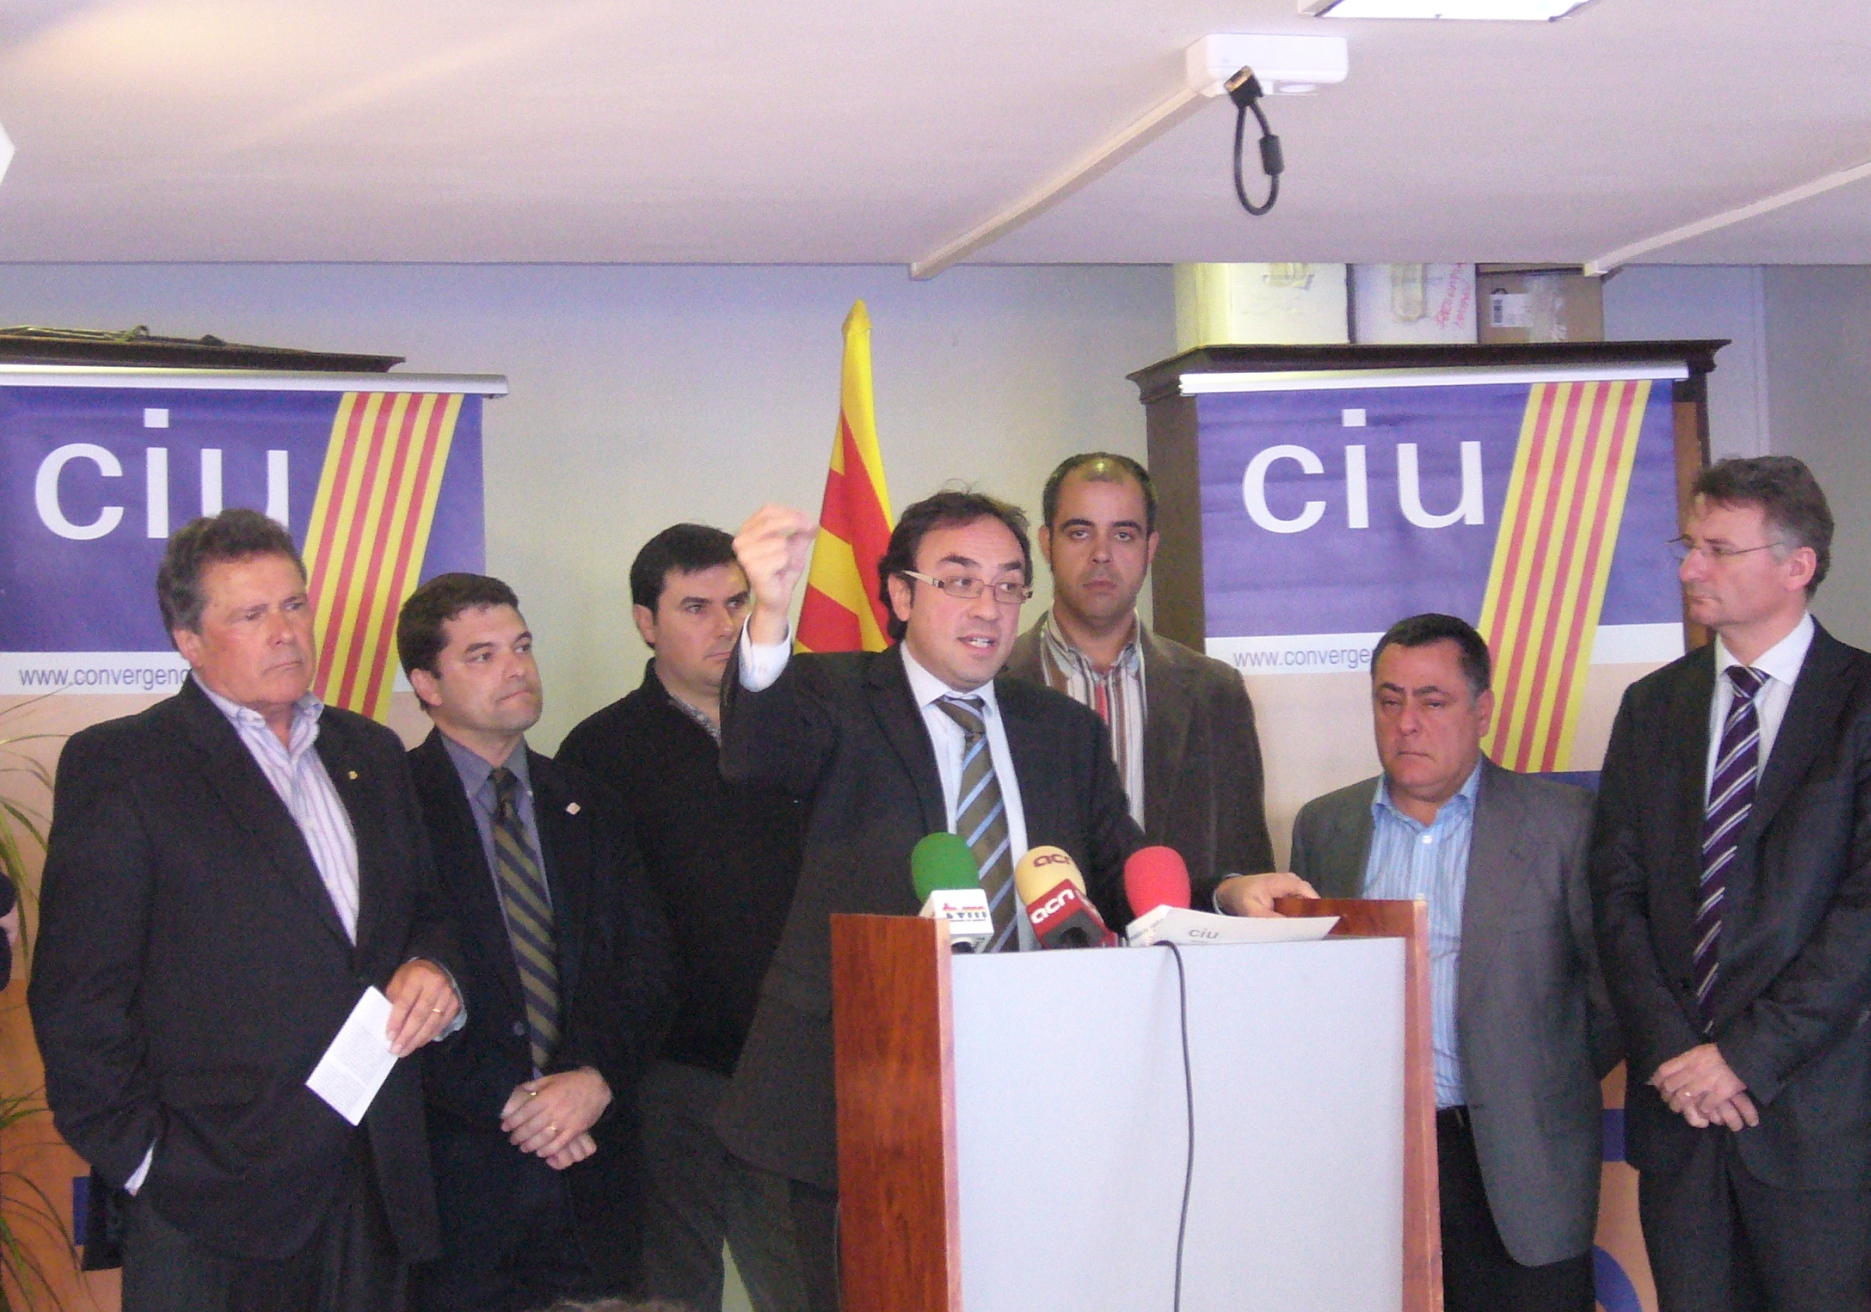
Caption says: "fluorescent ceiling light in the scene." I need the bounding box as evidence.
[0,121,12,188]
[1303,0,1591,19]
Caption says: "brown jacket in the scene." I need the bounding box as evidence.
[1007,620,1274,904]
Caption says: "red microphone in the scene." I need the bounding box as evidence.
[1124,846,1192,918]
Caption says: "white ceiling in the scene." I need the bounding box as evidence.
[0,0,1868,268]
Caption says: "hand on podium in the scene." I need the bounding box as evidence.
[1214,871,1319,918]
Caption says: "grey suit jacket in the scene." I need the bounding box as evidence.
[1291,758,1620,1267]
[1008,621,1273,904]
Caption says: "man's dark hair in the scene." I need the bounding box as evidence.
[630,523,740,612]
[397,573,521,678]
[1693,456,1833,595]
[1040,452,1157,535]
[877,489,1032,643]
[157,508,305,638]
[1370,613,1492,701]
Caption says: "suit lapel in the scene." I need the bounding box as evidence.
[1140,631,1192,840]
[175,681,353,953]
[1671,648,1716,895]
[1749,626,1849,836]
[1457,763,1534,1018]
[529,752,587,1009]
[317,715,382,953]
[866,647,948,836]
[410,731,525,1016]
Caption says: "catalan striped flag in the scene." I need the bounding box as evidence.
[303,392,464,721]
[796,301,895,653]
[1479,379,1650,773]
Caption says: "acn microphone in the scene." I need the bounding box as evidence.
[910,832,993,952]
[1013,846,1115,949]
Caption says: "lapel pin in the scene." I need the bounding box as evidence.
[347,770,359,781]
[567,802,581,816]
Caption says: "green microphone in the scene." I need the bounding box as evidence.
[910,833,992,952]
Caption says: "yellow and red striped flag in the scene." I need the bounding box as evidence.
[796,301,895,652]
[303,391,464,721]
[1479,378,1650,773]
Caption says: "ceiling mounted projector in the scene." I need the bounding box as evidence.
[1302,0,1591,18]
[1186,34,1349,97]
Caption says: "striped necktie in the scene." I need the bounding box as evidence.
[934,696,1018,952]
[491,766,560,1071]
[1695,665,1765,1031]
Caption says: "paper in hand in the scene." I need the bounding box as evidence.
[305,987,399,1125]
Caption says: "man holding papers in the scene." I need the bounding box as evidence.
[31,509,463,1312]
[1220,613,1619,1312]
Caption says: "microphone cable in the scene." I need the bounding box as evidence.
[1160,942,1195,1312]
[1228,69,1283,217]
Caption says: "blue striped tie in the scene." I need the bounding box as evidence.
[934,696,1017,952]
[491,767,560,1070]
[1695,666,1765,1031]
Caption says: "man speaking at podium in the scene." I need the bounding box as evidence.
[715,490,1143,1311]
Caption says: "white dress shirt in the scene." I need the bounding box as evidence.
[1705,612,1815,801]
[739,627,1039,949]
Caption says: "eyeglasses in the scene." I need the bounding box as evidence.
[1667,536,1784,563]
[898,570,1033,605]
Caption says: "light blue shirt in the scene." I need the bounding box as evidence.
[1362,761,1481,1109]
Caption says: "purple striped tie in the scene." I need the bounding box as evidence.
[1695,665,1765,1031]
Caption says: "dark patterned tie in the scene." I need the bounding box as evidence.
[1695,666,1765,1031]
[491,767,560,1070]
[934,696,1018,951]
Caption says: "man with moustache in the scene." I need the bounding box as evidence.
[559,525,809,1312]
[31,508,462,1312]
[1007,454,1274,902]
[398,573,669,1311]
[1594,456,1871,1311]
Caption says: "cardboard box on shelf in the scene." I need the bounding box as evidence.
[1477,266,1604,343]
[1349,264,1477,344]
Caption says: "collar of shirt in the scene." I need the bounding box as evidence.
[1714,610,1814,688]
[440,731,531,808]
[1372,757,1483,831]
[1039,608,1143,682]
[194,673,325,758]
[900,644,1003,718]
[657,668,722,744]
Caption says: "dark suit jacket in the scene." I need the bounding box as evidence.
[28,678,461,1263]
[713,643,1143,1189]
[1007,622,1273,903]
[1293,759,1619,1266]
[408,730,670,1288]
[1593,623,1871,1189]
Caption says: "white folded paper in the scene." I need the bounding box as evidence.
[1124,905,1339,948]
[306,987,399,1125]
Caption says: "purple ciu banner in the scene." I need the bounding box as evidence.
[1192,372,1683,673]
[0,382,485,696]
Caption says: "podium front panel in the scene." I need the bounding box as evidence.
[949,939,1406,1312]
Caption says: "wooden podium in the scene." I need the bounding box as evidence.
[831,901,1440,1312]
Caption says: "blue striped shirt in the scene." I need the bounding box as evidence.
[196,675,360,942]
[1361,762,1481,1109]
